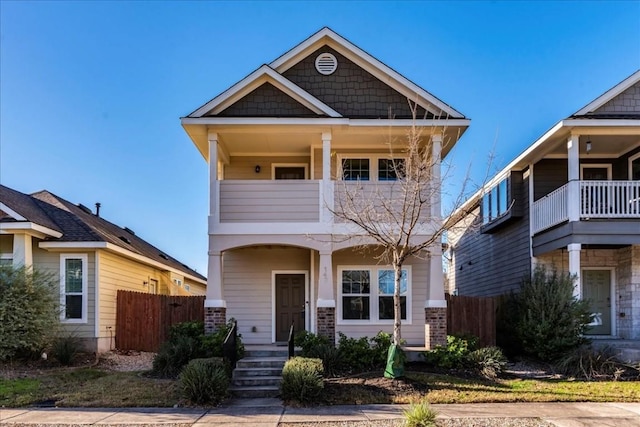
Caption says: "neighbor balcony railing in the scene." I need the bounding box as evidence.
[532,180,640,234]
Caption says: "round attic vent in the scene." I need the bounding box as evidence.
[315,53,337,75]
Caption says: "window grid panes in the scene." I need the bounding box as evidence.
[342,270,370,320]
[63,256,84,320]
[342,159,370,181]
[378,159,405,181]
[340,268,409,322]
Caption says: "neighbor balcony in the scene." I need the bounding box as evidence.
[531,180,640,234]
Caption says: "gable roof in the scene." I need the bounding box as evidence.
[186,27,466,120]
[572,69,640,117]
[0,185,205,281]
[448,69,640,224]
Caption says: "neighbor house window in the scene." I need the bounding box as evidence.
[339,266,411,324]
[0,255,12,267]
[482,177,509,224]
[340,155,407,182]
[60,254,88,322]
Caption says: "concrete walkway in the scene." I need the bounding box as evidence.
[1,399,639,426]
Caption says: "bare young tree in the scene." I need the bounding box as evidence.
[331,101,474,347]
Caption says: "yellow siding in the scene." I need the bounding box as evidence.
[32,245,97,339]
[185,278,206,295]
[97,250,168,343]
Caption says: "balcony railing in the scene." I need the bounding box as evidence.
[532,180,640,234]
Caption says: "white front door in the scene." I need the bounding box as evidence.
[582,269,613,335]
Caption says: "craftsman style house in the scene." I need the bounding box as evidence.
[447,70,640,340]
[0,185,207,352]
[181,28,469,347]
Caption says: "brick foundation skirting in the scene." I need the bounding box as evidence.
[425,307,447,349]
[317,307,336,344]
[204,307,227,334]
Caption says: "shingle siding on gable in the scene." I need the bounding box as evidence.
[592,82,640,114]
[283,46,439,119]
[216,82,318,117]
[450,176,531,297]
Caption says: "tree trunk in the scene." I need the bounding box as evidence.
[393,261,403,346]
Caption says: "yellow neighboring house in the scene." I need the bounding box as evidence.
[0,184,207,353]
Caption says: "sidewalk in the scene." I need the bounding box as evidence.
[1,399,639,426]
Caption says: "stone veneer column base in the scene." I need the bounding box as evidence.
[317,307,336,344]
[205,307,227,334]
[425,307,447,349]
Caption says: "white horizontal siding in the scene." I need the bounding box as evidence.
[220,180,320,222]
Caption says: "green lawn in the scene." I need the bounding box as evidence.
[1,368,638,408]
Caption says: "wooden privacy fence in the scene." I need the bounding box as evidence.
[115,291,205,352]
[446,293,497,347]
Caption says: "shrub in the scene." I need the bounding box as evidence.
[514,267,592,361]
[403,401,437,427]
[295,330,332,356]
[280,357,324,403]
[152,319,244,378]
[50,334,83,366]
[466,346,507,379]
[0,266,60,361]
[371,331,394,367]
[152,335,202,378]
[179,357,228,404]
[555,345,627,380]
[423,334,479,369]
[337,333,376,373]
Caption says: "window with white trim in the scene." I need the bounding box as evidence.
[0,254,12,267]
[339,155,406,182]
[338,266,411,324]
[60,254,88,323]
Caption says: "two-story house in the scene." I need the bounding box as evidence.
[181,28,469,348]
[447,70,640,341]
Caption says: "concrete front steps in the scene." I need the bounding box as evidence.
[229,346,289,398]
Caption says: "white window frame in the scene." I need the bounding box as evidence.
[481,176,509,224]
[0,253,12,267]
[629,151,640,180]
[580,164,612,180]
[337,154,407,182]
[337,265,412,325]
[60,253,88,324]
[271,163,309,180]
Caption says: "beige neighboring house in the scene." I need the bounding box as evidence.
[0,185,207,352]
[181,28,470,348]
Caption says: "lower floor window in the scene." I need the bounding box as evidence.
[339,266,410,323]
[60,254,88,322]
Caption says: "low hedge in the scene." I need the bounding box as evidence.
[280,357,324,403]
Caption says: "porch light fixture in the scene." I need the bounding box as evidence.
[255,165,261,173]
[585,139,592,153]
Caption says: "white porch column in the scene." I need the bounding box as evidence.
[205,251,224,305]
[431,134,443,220]
[426,245,446,307]
[567,134,580,222]
[12,233,32,267]
[208,132,220,225]
[321,132,333,223]
[568,243,582,299]
[317,251,334,306]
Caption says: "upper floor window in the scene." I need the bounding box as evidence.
[60,254,88,323]
[482,177,509,224]
[340,155,406,182]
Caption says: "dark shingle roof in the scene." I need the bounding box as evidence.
[0,185,205,281]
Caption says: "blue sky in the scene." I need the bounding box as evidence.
[1,1,639,274]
